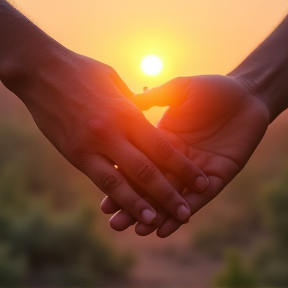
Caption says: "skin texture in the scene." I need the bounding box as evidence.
[2,1,288,237]
[101,75,270,237]
[102,16,288,237]
[0,0,209,225]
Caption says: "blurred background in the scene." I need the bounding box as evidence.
[1,0,288,287]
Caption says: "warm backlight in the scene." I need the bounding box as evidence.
[141,55,163,76]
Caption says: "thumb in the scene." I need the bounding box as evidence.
[129,77,190,111]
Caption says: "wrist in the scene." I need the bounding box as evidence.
[229,16,288,124]
[0,39,66,88]
[231,74,272,120]
[1,39,70,110]
[238,77,288,125]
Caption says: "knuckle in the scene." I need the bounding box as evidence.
[65,140,86,167]
[155,137,174,160]
[125,196,139,209]
[136,161,157,182]
[71,154,90,172]
[162,190,176,205]
[87,119,110,140]
[182,163,195,179]
[117,99,141,122]
[100,173,122,192]
[105,64,117,76]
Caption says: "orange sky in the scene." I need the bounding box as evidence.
[13,0,288,123]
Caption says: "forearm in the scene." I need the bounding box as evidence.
[229,16,288,123]
[0,0,67,104]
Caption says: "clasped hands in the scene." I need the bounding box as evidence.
[101,73,270,237]
[1,0,286,239]
[5,51,269,238]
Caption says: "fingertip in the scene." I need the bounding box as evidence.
[132,85,171,110]
[156,219,182,238]
[140,209,157,224]
[109,211,136,231]
[156,231,169,238]
[192,176,210,193]
[176,204,191,222]
[101,196,120,214]
[130,92,154,111]
[135,222,157,236]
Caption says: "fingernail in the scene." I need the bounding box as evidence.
[141,209,156,224]
[193,176,209,192]
[176,205,190,222]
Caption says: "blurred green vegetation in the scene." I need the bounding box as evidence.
[215,251,256,288]
[252,175,288,286]
[210,168,288,287]
[0,124,133,287]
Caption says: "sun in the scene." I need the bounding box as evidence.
[141,55,163,76]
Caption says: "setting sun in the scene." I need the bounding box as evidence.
[141,55,163,76]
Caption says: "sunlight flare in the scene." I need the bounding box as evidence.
[141,55,163,76]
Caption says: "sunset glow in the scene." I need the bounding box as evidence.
[2,0,288,286]
[14,0,288,124]
[141,55,163,76]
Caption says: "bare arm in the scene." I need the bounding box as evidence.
[230,16,288,122]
